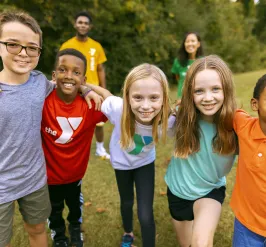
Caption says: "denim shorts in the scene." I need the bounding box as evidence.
[233,218,266,247]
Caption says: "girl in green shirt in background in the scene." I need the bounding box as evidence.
[171,32,203,99]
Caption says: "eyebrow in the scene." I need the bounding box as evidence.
[5,38,39,46]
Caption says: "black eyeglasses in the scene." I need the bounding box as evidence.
[0,41,41,57]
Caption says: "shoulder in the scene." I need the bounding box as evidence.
[101,96,123,121]
[233,109,255,133]
[102,96,123,109]
[88,37,101,46]
[171,58,181,72]
[60,37,77,48]
[30,70,47,82]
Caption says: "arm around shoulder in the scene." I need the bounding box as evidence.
[86,83,112,100]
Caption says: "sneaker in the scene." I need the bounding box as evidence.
[53,238,69,247]
[120,234,134,247]
[95,147,110,159]
[68,225,83,247]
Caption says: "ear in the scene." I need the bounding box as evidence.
[197,41,201,48]
[251,98,259,111]
[82,76,87,86]
[52,71,56,81]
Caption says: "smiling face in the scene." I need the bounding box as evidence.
[0,21,40,76]
[53,54,86,102]
[184,33,201,59]
[193,69,224,122]
[74,16,90,38]
[128,76,163,125]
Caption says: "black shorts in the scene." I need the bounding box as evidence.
[167,186,226,221]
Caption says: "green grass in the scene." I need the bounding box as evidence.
[11,69,266,246]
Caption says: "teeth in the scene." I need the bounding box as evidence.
[140,112,152,117]
[203,104,215,109]
[64,83,74,88]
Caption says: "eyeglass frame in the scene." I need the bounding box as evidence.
[0,41,42,57]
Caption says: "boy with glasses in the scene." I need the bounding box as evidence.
[0,11,53,247]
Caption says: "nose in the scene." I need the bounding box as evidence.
[64,70,73,79]
[18,47,27,56]
[203,91,214,101]
[142,99,150,109]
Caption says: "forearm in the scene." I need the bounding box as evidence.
[86,83,112,99]
[97,65,106,88]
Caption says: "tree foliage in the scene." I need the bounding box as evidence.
[0,0,265,91]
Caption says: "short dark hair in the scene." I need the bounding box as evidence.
[178,32,203,67]
[74,11,92,23]
[253,74,266,99]
[55,49,87,75]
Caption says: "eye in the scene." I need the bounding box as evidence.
[27,46,38,52]
[151,95,159,100]
[58,67,65,73]
[213,87,221,92]
[133,95,142,100]
[194,89,203,94]
[7,43,20,48]
[74,71,81,76]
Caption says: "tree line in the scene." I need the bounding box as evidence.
[1,0,266,91]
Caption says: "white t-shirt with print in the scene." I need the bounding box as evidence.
[101,96,155,170]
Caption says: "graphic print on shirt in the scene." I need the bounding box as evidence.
[89,48,96,71]
[55,117,83,144]
[128,134,153,155]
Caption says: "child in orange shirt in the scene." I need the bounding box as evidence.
[231,74,266,246]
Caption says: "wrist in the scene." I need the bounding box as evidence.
[82,89,92,97]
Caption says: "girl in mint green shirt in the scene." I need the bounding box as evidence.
[171,32,203,98]
[166,55,237,247]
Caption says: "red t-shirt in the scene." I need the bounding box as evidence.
[41,90,107,185]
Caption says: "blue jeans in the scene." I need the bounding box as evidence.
[233,218,266,247]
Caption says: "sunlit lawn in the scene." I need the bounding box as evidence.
[11,69,266,246]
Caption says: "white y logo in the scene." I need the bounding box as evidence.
[90,48,96,56]
[55,117,83,144]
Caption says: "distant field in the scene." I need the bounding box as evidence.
[11,69,266,246]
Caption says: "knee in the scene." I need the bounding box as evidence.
[121,200,134,210]
[138,211,154,227]
[25,222,46,236]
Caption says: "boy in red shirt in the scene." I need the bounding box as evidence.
[41,48,107,247]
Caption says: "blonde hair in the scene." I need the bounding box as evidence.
[174,55,237,158]
[120,63,170,149]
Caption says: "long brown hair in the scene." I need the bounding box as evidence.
[174,55,237,158]
[120,63,170,149]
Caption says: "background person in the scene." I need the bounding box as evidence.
[171,32,203,99]
[60,11,109,159]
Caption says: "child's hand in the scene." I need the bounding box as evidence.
[84,91,103,111]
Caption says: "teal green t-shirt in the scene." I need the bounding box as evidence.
[171,58,194,98]
[165,120,236,200]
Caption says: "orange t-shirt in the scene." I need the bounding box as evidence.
[231,109,266,237]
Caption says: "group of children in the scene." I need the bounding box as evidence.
[0,10,265,247]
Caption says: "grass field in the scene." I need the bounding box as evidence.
[11,69,266,247]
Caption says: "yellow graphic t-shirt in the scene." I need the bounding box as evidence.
[60,37,107,85]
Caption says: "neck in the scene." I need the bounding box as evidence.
[56,89,76,104]
[0,69,30,85]
[76,34,88,42]
[189,53,196,60]
[259,118,266,136]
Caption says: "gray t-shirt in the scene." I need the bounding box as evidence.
[0,70,54,204]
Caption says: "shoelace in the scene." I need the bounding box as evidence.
[121,235,133,247]
[121,242,132,247]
